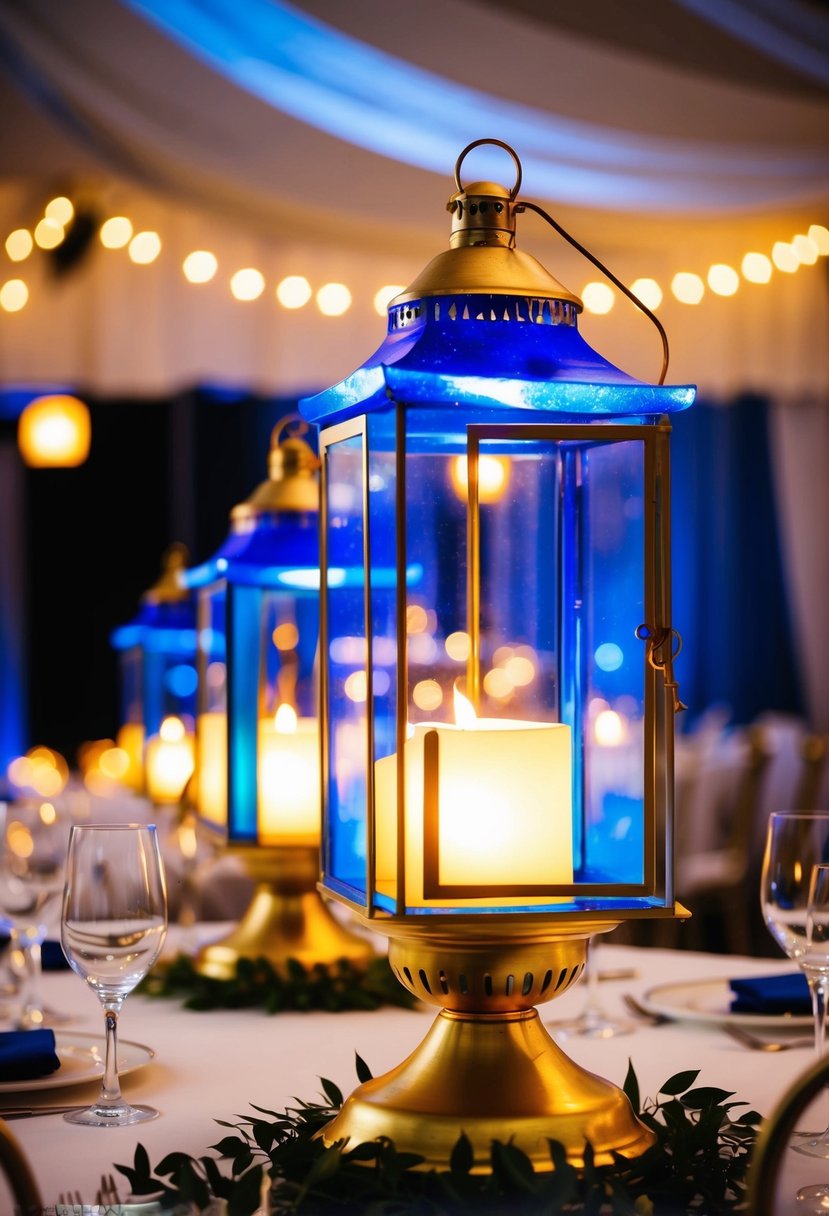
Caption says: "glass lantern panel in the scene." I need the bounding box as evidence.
[195,582,228,830]
[323,430,369,904]
[226,582,320,845]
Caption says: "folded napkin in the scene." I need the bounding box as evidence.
[0,1028,60,1081]
[730,972,811,1015]
[0,936,70,971]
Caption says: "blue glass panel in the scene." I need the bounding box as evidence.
[324,433,368,902]
[227,583,261,842]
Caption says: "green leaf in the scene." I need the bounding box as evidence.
[320,1076,344,1108]
[680,1086,736,1109]
[658,1069,700,1096]
[623,1059,641,1114]
[211,1135,251,1158]
[227,1164,263,1216]
[356,1052,374,1083]
[450,1131,474,1175]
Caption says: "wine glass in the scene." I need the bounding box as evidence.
[0,799,72,1028]
[61,824,167,1126]
[761,812,829,1159]
[547,937,635,1040]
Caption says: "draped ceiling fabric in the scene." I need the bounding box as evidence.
[0,0,828,727]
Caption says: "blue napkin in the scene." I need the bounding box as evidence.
[0,936,70,971]
[730,972,811,1015]
[0,1028,60,1081]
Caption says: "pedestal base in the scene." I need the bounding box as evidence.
[323,1007,655,1170]
[195,846,373,979]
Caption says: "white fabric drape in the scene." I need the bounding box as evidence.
[770,396,829,730]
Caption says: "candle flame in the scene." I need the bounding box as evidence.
[274,703,298,734]
[160,715,186,743]
[453,684,478,729]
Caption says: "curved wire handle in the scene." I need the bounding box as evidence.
[454,138,522,199]
[636,624,686,713]
[516,199,670,385]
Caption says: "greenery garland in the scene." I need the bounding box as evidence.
[141,954,417,1013]
[115,1059,761,1215]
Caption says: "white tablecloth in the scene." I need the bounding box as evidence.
[4,935,827,1213]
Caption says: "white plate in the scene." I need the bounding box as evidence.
[640,977,813,1029]
[0,1032,154,1093]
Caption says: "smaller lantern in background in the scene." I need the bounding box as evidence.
[185,416,372,977]
[110,543,197,800]
[18,394,91,468]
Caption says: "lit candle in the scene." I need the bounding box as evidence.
[145,715,195,805]
[115,722,145,791]
[376,688,573,906]
[257,704,320,845]
[195,711,227,826]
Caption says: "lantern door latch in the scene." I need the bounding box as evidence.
[636,624,687,714]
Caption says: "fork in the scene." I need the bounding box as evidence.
[622,993,671,1025]
[722,1023,814,1052]
[96,1173,122,1207]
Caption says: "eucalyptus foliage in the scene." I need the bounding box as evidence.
[116,1059,761,1215]
[142,954,416,1014]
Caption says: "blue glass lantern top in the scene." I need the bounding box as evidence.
[110,544,196,657]
[301,162,694,427]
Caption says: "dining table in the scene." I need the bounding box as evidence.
[3,928,827,1214]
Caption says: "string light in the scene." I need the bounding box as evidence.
[99,216,133,249]
[671,272,705,305]
[276,275,312,308]
[230,267,265,300]
[182,250,218,283]
[2,194,827,320]
[581,282,614,314]
[316,282,352,316]
[5,229,33,262]
[0,279,28,312]
[128,231,162,264]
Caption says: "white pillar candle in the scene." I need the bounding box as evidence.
[257,704,320,846]
[195,711,227,827]
[376,689,573,907]
[145,716,195,805]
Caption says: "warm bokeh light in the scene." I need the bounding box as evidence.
[707,264,739,297]
[34,218,64,250]
[230,267,265,300]
[792,234,819,266]
[504,655,535,686]
[741,252,773,284]
[44,196,74,226]
[39,802,57,825]
[129,231,162,264]
[771,242,799,273]
[630,278,662,310]
[594,708,625,746]
[99,746,130,780]
[18,394,91,468]
[160,715,187,743]
[272,621,300,651]
[483,667,514,700]
[182,250,218,283]
[412,679,443,712]
[5,229,33,262]
[276,275,312,309]
[99,216,133,249]
[445,631,471,662]
[274,703,298,733]
[581,281,614,314]
[450,454,511,504]
[0,279,28,312]
[373,284,405,315]
[344,670,368,702]
[671,272,704,305]
[808,225,829,255]
[10,745,70,797]
[406,604,429,635]
[316,282,352,316]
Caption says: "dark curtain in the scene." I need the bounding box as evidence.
[671,394,804,728]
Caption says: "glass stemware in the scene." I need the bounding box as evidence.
[547,939,635,1040]
[0,799,72,1028]
[61,824,167,1126]
[761,812,829,1162]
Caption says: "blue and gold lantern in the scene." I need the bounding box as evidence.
[110,543,197,800]
[185,417,371,976]
[299,141,695,1167]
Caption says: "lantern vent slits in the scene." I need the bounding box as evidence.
[388,294,578,333]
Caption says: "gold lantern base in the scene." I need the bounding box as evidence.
[322,921,656,1170]
[195,846,374,979]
